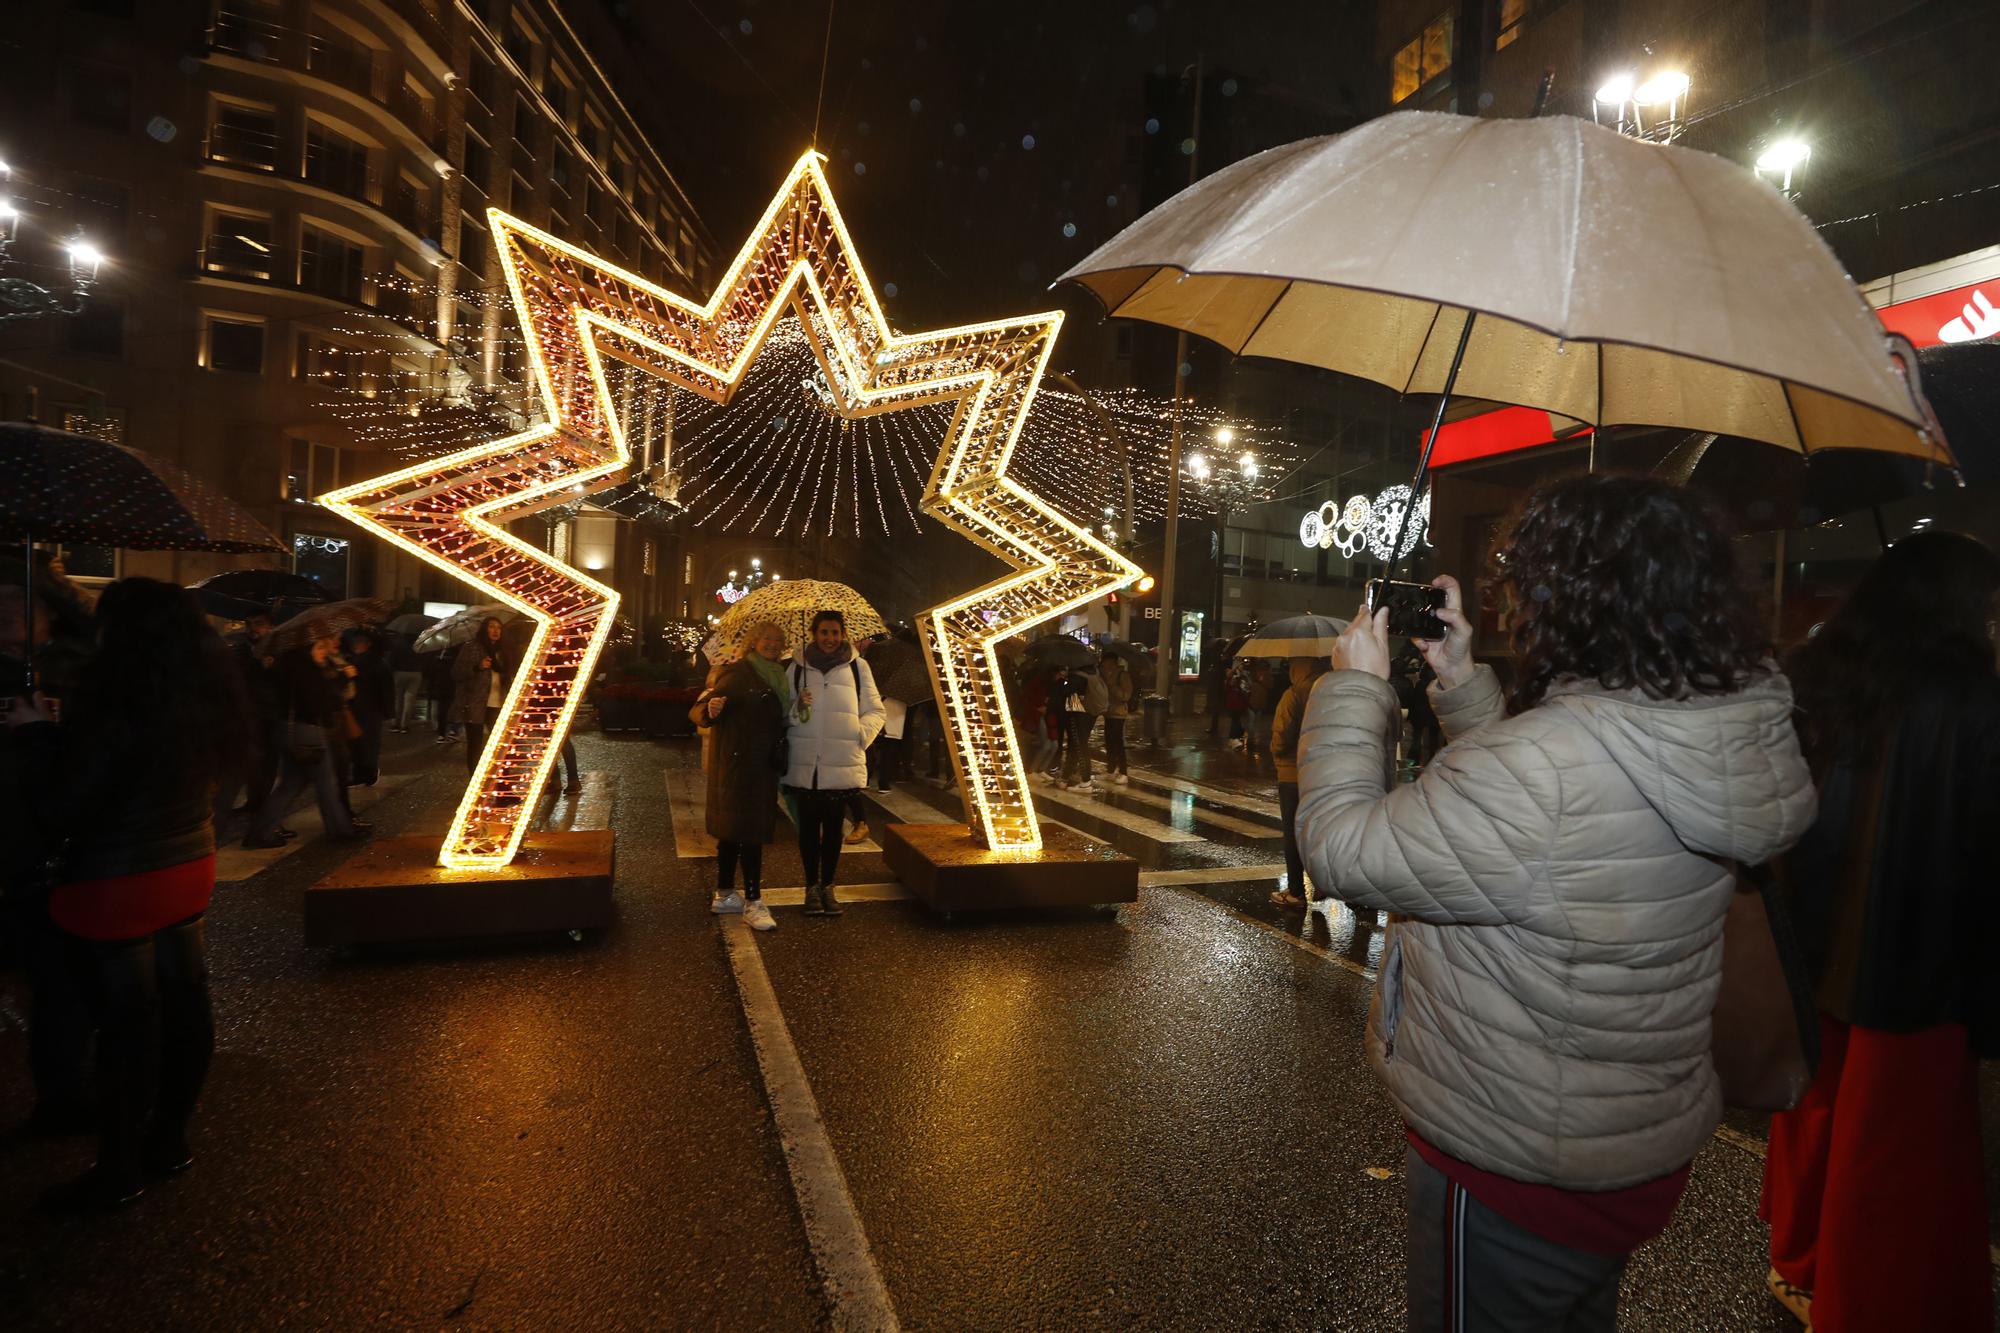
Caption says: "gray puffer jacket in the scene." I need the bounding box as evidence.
[1296,663,1815,1190]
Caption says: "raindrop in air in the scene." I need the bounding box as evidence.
[739,18,752,34]
[859,120,871,136]
[1221,78,1239,96]
[771,416,788,431]
[854,161,867,176]
[1105,194,1118,207]
[1178,361,1193,377]
[976,165,990,182]
[952,121,967,138]
[909,98,923,113]
[884,282,899,298]
[146,116,177,143]
[1180,137,1197,156]
[1022,134,1036,150]
[1144,117,1160,135]
[1061,222,1077,238]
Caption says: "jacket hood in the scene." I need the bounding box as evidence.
[1548,668,1815,864]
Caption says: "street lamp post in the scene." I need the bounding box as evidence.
[1153,57,1204,702]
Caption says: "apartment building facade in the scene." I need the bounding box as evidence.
[0,0,720,622]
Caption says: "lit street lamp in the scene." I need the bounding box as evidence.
[0,181,106,320]
[1594,68,1691,142]
[1755,138,1812,196]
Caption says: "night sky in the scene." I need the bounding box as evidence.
[589,1,1380,342]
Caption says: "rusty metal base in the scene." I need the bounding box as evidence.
[304,830,615,946]
[879,822,1137,914]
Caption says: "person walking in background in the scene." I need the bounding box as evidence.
[425,642,459,746]
[1244,659,1276,762]
[693,621,789,933]
[1759,531,1999,1333]
[784,610,884,917]
[1098,650,1133,784]
[388,627,424,733]
[212,610,276,843]
[452,617,511,774]
[1060,664,1105,790]
[341,628,391,787]
[1223,661,1250,748]
[5,579,246,1211]
[244,635,365,848]
[0,562,98,1140]
[1043,661,1072,781]
[1267,654,1329,910]
[1296,475,1815,1332]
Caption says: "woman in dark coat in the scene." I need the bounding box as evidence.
[5,578,248,1210]
[451,617,512,773]
[1760,531,2000,1333]
[693,621,788,932]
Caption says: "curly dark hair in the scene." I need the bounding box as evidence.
[1786,530,2000,766]
[1496,474,1769,714]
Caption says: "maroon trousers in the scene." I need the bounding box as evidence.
[1760,1016,1991,1333]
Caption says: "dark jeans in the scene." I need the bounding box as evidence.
[349,717,383,786]
[465,705,500,772]
[868,734,902,791]
[1278,780,1305,899]
[792,788,850,887]
[253,724,353,839]
[431,686,455,737]
[1405,1145,1626,1332]
[66,915,214,1185]
[717,839,764,900]
[1103,716,1128,775]
[1062,712,1094,784]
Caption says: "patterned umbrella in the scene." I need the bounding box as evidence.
[257,598,395,654]
[713,579,886,660]
[414,603,520,654]
[1,424,284,553]
[864,636,932,704]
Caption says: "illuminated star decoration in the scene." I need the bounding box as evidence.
[324,152,1136,863]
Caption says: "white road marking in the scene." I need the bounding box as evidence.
[755,882,912,907]
[867,786,958,825]
[1027,782,1204,843]
[1100,783,1282,839]
[214,774,418,884]
[721,918,903,1332]
[1139,864,1288,887]
[664,765,717,858]
[1123,768,1283,820]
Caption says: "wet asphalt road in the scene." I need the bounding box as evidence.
[1,719,1992,1329]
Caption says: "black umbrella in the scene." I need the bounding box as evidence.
[195,569,332,606]
[1023,635,1098,669]
[1665,339,1994,535]
[863,635,932,704]
[1,424,285,690]
[189,586,269,621]
[1098,639,1151,666]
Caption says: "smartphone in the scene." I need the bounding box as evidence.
[1366,578,1448,641]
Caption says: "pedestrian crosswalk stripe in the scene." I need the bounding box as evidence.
[1122,769,1283,820]
[665,765,717,858]
[1028,781,1204,843]
[1138,864,1288,886]
[1102,783,1282,839]
[867,786,958,825]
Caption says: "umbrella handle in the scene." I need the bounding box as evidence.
[1386,311,1476,581]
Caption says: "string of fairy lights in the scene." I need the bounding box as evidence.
[316,279,1307,541]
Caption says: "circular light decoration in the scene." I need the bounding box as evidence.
[1362,484,1433,563]
[1298,509,1324,549]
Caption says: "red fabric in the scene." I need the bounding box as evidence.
[1407,1130,1690,1256]
[1761,1016,1991,1333]
[51,854,216,942]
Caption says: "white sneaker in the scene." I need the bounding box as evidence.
[712,890,745,915]
[1068,781,1094,792]
[744,900,777,931]
[1113,773,1130,785]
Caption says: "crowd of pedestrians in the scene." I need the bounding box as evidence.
[0,471,1990,1333]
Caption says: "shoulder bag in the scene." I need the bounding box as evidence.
[1710,859,1821,1111]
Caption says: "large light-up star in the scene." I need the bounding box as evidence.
[324,152,1136,865]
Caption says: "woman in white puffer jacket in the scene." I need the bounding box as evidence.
[783,609,884,916]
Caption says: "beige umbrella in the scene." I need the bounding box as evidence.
[712,578,888,660]
[1060,111,1952,544]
